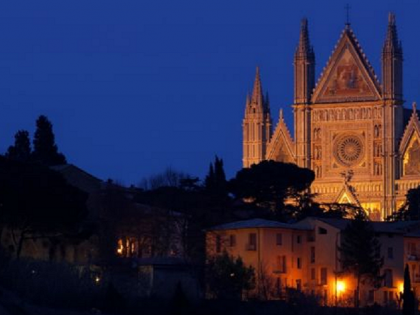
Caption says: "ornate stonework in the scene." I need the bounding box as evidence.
[242,15,420,220]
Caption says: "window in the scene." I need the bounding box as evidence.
[311,268,316,280]
[229,235,236,247]
[216,235,221,253]
[310,246,315,263]
[408,243,416,256]
[297,257,302,269]
[296,235,302,244]
[296,279,302,291]
[247,233,257,251]
[276,255,286,273]
[387,247,393,259]
[384,269,393,288]
[318,227,327,235]
[276,233,283,246]
[320,267,327,285]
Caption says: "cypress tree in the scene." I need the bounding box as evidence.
[403,264,415,315]
[204,163,215,190]
[5,130,31,162]
[32,115,67,166]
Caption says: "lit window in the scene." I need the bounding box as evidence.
[276,233,283,246]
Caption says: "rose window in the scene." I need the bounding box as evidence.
[334,134,364,166]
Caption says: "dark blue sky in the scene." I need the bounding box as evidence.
[0,0,418,185]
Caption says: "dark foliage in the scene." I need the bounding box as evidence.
[205,156,228,199]
[171,282,189,315]
[339,210,384,308]
[32,115,67,166]
[206,252,255,300]
[402,264,415,315]
[387,186,420,221]
[229,160,315,219]
[5,130,32,162]
[0,157,87,258]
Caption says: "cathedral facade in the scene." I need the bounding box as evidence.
[242,14,420,220]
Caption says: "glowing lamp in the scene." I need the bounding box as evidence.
[337,280,345,293]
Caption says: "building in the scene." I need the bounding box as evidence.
[206,218,420,306]
[242,14,420,219]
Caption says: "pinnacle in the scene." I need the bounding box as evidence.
[251,66,263,107]
[295,18,314,59]
[383,12,402,54]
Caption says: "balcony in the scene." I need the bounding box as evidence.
[407,254,419,261]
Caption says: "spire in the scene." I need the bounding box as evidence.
[413,102,417,113]
[251,66,264,108]
[295,18,314,59]
[382,12,403,100]
[294,18,315,105]
[383,12,402,55]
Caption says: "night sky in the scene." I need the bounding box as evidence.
[0,0,418,185]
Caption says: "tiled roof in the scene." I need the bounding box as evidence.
[318,218,420,234]
[208,218,310,231]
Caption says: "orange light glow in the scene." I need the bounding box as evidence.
[117,239,123,255]
[398,282,404,293]
[337,280,346,293]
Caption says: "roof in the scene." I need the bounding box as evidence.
[208,218,310,231]
[318,218,420,234]
[51,164,103,194]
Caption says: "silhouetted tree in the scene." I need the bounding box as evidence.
[339,210,383,308]
[5,130,32,162]
[204,163,215,190]
[403,264,416,315]
[0,157,87,259]
[204,156,228,198]
[32,115,67,166]
[206,252,255,300]
[229,161,314,219]
[388,186,420,221]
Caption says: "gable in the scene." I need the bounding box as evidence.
[312,28,381,103]
[266,114,295,163]
[334,185,360,206]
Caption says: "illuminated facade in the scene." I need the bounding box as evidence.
[207,218,420,306]
[242,14,420,219]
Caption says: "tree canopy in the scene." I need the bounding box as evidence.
[0,157,87,258]
[5,130,32,162]
[32,115,67,166]
[206,252,255,300]
[229,160,315,218]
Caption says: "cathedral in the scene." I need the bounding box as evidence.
[242,14,420,220]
